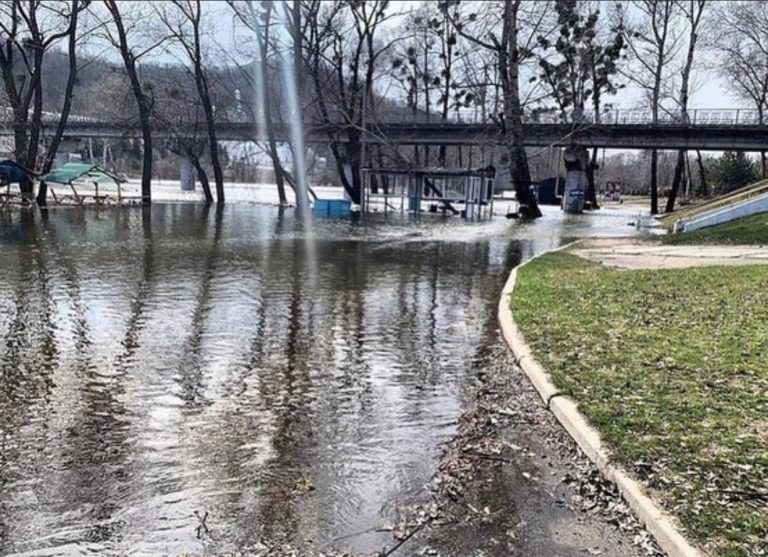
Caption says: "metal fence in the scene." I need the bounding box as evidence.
[449,107,766,126]
[1,105,765,129]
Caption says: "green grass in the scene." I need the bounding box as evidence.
[511,252,768,557]
[664,212,768,245]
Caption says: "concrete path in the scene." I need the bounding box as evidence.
[572,238,768,269]
[407,343,660,557]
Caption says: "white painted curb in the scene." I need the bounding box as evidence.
[498,241,704,557]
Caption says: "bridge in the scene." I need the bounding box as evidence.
[2,108,768,152]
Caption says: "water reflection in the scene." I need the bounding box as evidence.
[0,204,638,555]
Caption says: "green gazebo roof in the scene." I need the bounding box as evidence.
[39,163,126,185]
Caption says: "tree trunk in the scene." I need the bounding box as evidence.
[106,1,153,204]
[25,48,44,173]
[138,111,153,205]
[190,156,213,202]
[650,149,659,214]
[266,130,288,204]
[193,65,223,202]
[253,2,287,204]
[696,150,708,196]
[665,150,686,213]
[501,1,540,218]
[38,0,79,206]
[347,136,363,204]
[199,80,224,203]
[586,147,600,209]
[331,141,358,203]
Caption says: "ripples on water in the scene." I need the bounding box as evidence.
[0,203,638,555]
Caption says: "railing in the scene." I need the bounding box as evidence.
[449,107,766,126]
[0,106,765,129]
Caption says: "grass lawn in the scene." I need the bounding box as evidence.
[663,212,768,246]
[511,251,768,557]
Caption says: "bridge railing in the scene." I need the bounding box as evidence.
[448,107,766,126]
[0,105,765,131]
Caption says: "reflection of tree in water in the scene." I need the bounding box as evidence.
[57,207,156,545]
[0,210,59,431]
[175,204,223,410]
[0,204,541,554]
[249,233,319,542]
[470,240,524,366]
[0,211,58,549]
[114,207,156,362]
[0,208,139,550]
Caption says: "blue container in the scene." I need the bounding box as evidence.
[314,198,351,217]
[408,196,420,213]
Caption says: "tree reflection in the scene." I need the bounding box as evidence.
[176,203,223,409]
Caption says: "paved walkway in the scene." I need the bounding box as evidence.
[572,238,768,269]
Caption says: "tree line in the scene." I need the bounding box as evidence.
[1,0,766,216]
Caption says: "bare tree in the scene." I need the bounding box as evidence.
[390,4,439,166]
[664,0,707,213]
[709,1,768,179]
[98,0,170,205]
[302,0,398,205]
[153,76,215,202]
[536,0,625,209]
[449,0,550,217]
[0,0,81,200]
[622,0,683,214]
[154,0,224,204]
[37,0,89,205]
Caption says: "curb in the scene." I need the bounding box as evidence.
[498,242,704,557]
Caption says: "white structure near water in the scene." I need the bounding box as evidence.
[673,192,768,233]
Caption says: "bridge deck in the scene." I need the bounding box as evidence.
[4,115,768,151]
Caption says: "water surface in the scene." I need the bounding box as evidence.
[0,204,638,555]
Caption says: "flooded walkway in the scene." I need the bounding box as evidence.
[0,204,645,556]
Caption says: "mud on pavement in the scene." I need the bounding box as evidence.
[397,340,665,557]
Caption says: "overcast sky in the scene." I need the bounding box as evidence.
[86,0,742,113]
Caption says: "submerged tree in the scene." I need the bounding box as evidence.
[98,0,170,205]
[0,0,83,200]
[154,79,215,202]
[536,0,625,209]
[154,0,225,204]
[448,0,549,218]
[38,0,87,206]
[303,0,396,204]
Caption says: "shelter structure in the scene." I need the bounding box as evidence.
[361,167,495,219]
[38,163,127,205]
[0,160,36,207]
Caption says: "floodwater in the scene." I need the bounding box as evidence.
[0,203,640,556]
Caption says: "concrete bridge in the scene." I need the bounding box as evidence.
[3,108,768,152]
[5,107,768,214]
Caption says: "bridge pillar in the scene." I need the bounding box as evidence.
[562,146,589,213]
[180,157,195,192]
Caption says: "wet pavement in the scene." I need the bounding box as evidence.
[0,203,647,556]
